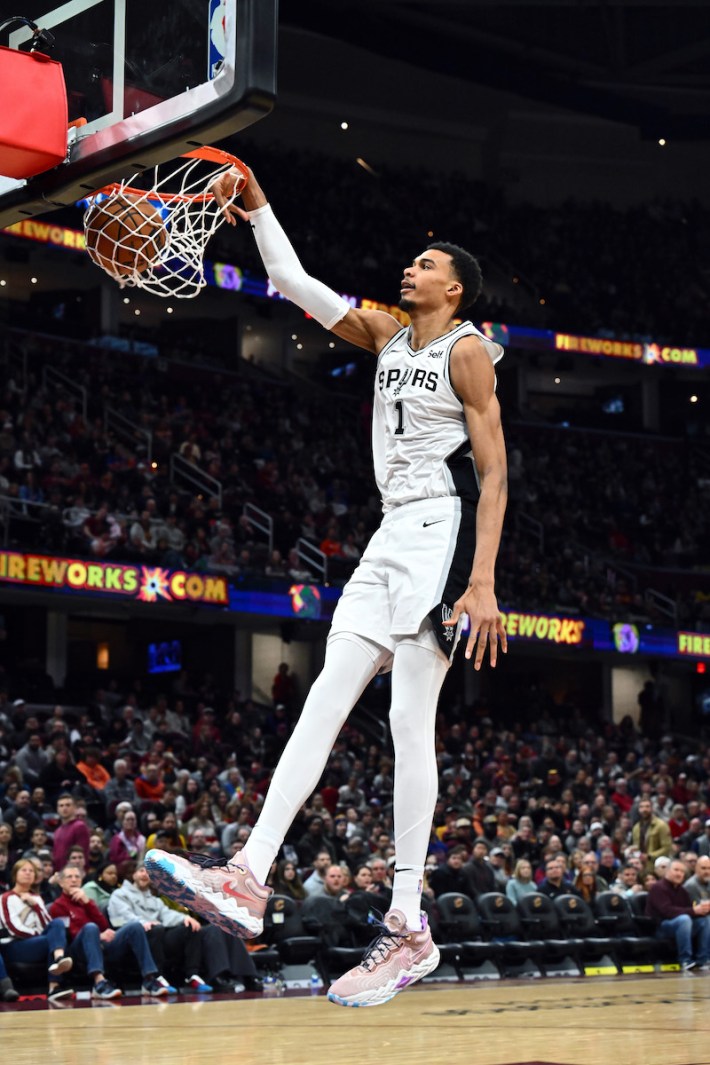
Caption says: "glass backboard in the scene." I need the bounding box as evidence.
[0,0,276,226]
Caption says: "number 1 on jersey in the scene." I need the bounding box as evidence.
[394,400,405,435]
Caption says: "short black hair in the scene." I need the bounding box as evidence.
[427,242,483,313]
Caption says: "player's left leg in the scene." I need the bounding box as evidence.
[328,635,446,1007]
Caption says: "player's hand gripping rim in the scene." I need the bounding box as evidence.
[211,167,252,227]
[443,588,507,670]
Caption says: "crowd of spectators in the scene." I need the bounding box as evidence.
[1,329,708,628]
[0,666,709,994]
[213,140,710,347]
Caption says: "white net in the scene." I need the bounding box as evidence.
[82,148,247,299]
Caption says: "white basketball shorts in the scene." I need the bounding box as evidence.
[328,496,476,670]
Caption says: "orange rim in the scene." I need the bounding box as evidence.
[90,148,249,204]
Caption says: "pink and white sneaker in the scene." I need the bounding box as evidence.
[144,849,272,939]
[327,909,440,1007]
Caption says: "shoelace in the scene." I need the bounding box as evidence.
[359,914,408,972]
[187,853,234,870]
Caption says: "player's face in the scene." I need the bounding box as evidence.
[399,250,460,313]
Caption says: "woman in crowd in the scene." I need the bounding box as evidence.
[270,859,307,900]
[184,794,219,849]
[575,868,599,904]
[506,859,538,904]
[82,861,120,913]
[108,808,145,865]
[0,858,74,1001]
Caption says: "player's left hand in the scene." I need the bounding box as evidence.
[443,584,507,669]
[211,168,251,227]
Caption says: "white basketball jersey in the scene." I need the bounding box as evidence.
[372,321,503,512]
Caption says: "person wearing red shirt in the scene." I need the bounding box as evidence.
[134,763,166,805]
[610,778,634,814]
[49,865,170,999]
[668,804,690,841]
[52,794,90,872]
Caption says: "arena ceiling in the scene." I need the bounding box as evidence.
[280,1,710,141]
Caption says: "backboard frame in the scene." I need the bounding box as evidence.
[0,0,277,227]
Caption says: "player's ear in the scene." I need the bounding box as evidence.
[447,280,463,301]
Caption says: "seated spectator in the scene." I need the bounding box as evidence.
[144,812,187,854]
[109,863,260,994]
[463,838,496,898]
[489,846,511,889]
[184,794,219,850]
[428,845,470,898]
[646,858,710,972]
[0,857,74,1001]
[102,759,137,818]
[82,861,120,913]
[575,868,600,905]
[49,864,170,999]
[539,857,580,900]
[684,856,710,905]
[108,808,145,865]
[271,859,307,900]
[302,850,333,898]
[134,762,165,806]
[38,750,85,803]
[610,863,644,897]
[506,859,537,904]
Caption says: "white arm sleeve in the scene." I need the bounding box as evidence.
[248,203,351,330]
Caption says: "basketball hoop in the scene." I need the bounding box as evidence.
[82,146,248,299]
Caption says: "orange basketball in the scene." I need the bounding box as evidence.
[84,192,168,276]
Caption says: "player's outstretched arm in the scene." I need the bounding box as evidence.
[445,336,508,669]
[212,167,400,355]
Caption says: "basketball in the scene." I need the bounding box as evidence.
[84,192,168,276]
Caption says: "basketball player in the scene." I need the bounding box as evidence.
[146,166,508,1007]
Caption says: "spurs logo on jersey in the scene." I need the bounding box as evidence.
[373,321,504,512]
[441,603,455,642]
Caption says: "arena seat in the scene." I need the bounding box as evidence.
[476,892,546,977]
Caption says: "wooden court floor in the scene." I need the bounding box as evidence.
[3,975,710,1065]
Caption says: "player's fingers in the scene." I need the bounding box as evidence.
[473,627,489,670]
[488,626,499,669]
[442,602,463,627]
[464,626,480,660]
[497,617,508,654]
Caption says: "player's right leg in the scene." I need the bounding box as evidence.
[146,633,389,939]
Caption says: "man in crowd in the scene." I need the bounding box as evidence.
[108,863,250,993]
[463,838,496,897]
[102,759,137,817]
[49,865,171,998]
[429,845,470,897]
[52,793,90,870]
[646,857,710,972]
[303,850,335,897]
[684,855,710,906]
[632,798,672,877]
[539,857,579,900]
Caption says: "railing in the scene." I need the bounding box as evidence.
[2,336,28,395]
[243,502,273,553]
[645,587,678,625]
[0,494,53,547]
[296,537,327,583]
[515,511,544,553]
[104,405,153,464]
[169,452,222,508]
[42,364,87,422]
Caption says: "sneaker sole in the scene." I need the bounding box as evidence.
[327,945,441,1008]
[144,851,264,940]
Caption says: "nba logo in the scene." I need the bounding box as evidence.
[209,0,227,79]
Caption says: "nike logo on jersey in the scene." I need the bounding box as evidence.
[423,519,446,527]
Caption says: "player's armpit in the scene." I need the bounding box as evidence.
[330,307,401,355]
